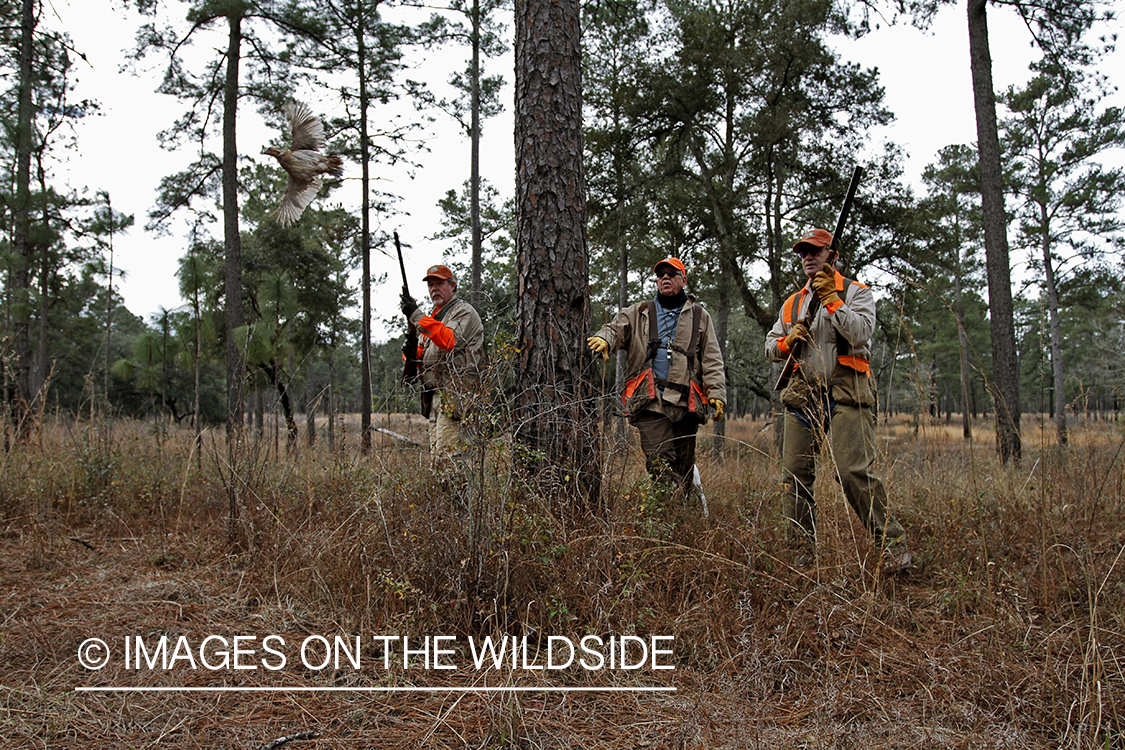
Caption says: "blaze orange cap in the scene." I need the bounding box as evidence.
[422,264,455,282]
[793,228,834,253]
[653,257,687,276]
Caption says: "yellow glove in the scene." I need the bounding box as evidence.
[782,321,811,352]
[587,335,610,360]
[811,266,841,308]
[710,398,725,422]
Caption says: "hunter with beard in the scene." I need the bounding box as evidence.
[400,264,485,456]
[588,257,726,503]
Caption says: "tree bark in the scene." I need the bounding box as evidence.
[513,0,601,509]
[223,13,245,436]
[191,250,202,468]
[34,163,50,413]
[967,0,1021,463]
[104,194,115,412]
[357,4,373,454]
[9,0,36,438]
[222,13,245,547]
[711,278,730,455]
[470,0,483,310]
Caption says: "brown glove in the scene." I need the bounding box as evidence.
[783,321,811,352]
[811,266,840,308]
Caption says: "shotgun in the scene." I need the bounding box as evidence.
[396,231,420,385]
[774,165,864,392]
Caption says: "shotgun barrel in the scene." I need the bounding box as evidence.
[396,232,420,385]
[774,165,864,392]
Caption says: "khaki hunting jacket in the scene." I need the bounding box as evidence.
[765,269,875,383]
[594,296,727,411]
[409,296,485,392]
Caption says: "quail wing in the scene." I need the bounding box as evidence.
[268,100,343,225]
[285,100,326,152]
[276,172,321,226]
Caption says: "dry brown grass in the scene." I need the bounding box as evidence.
[1,413,1123,749]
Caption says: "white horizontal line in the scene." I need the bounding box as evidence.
[75,686,676,693]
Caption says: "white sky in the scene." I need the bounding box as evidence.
[48,0,1122,338]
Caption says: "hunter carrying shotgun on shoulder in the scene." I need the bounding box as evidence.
[765,167,912,575]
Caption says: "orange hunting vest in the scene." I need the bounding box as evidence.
[782,273,870,374]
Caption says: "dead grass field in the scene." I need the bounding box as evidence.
[1,412,1122,749]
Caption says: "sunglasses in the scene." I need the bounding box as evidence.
[795,246,828,258]
[655,269,681,279]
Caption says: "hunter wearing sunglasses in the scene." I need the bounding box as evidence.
[587,257,726,508]
[766,228,911,574]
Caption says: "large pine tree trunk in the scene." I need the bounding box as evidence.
[614,199,629,442]
[192,267,202,469]
[33,161,53,411]
[513,0,601,508]
[223,14,245,436]
[967,0,1022,463]
[711,269,730,455]
[34,256,48,411]
[9,0,35,439]
[223,14,245,547]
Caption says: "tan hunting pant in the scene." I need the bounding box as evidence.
[781,400,904,547]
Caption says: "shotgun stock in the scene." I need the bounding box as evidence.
[396,231,420,385]
[774,165,864,392]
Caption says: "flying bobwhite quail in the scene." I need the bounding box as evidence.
[262,100,344,225]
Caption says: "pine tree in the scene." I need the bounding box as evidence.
[583,0,653,439]
[418,0,509,309]
[512,0,601,508]
[920,144,988,439]
[1002,58,1125,445]
[287,0,413,453]
[963,0,1105,461]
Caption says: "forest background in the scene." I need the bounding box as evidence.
[4,0,1124,435]
[3,0,1125,747]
